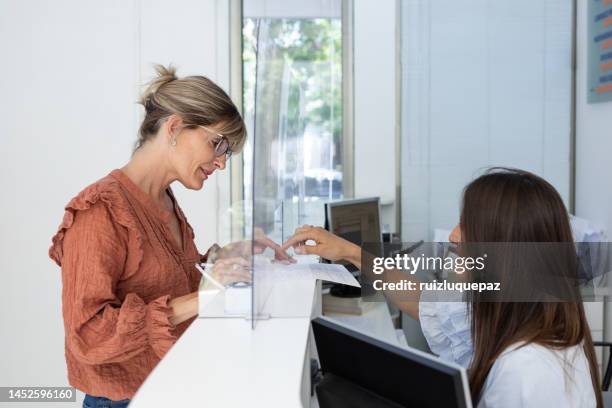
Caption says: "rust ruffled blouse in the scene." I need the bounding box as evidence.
[49,169,203,401]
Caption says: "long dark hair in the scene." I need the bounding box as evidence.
[461,168,602,406]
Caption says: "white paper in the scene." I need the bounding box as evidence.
[252,262,360,318]
[264,262,360,287]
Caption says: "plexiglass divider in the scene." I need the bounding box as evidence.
[243,2,345,328]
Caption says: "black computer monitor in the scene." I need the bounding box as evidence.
[312,317,472,408]
[324,197,383,272]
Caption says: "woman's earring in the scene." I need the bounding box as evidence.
[171,138,177,147]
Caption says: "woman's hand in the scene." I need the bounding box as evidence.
[281,225,361,267]
[168,291,199,326]
[206,257,252,287]
[215,228,295,264]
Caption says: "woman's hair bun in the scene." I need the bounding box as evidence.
[139,64,178,106]
[135,62,246,152]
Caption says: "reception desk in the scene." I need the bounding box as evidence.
[129,280,399,407]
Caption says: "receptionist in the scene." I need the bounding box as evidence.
[283,168,602,408]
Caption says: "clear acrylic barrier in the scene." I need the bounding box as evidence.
[198,200,253,319]
[248,14,346,327]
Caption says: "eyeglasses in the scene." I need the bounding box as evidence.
[197,125,233,159]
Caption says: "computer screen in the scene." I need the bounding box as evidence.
[326,198,381,245]
[325,198,382,271]
[312,317,472,408]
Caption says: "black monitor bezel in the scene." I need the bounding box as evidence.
[312,317,471,408]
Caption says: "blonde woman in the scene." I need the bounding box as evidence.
[49,65,290,407]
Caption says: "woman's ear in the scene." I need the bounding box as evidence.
[164,114,184,141]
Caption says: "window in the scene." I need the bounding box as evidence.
[241,0,345,239]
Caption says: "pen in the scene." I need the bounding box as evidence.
[195,263,226,290]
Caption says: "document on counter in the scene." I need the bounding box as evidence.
[253,262,360,318]
[264,262,360,287]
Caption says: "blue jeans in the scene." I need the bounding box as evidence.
[83,394,130,408]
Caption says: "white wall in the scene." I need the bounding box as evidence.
[575,0,612,345]
[353,0,398,233]
[400,0,573,242]
[0,1,229,405]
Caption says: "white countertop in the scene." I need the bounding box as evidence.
[130,317,311,408]
[325,302,400,346]
[130,279,399,408]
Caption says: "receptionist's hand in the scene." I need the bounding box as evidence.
[281,225,361,265]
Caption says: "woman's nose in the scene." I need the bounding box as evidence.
[214,155,227,170]
[449,224,462,243]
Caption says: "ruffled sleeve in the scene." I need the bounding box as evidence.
[50,187,177,363]
[419,289,473,368]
